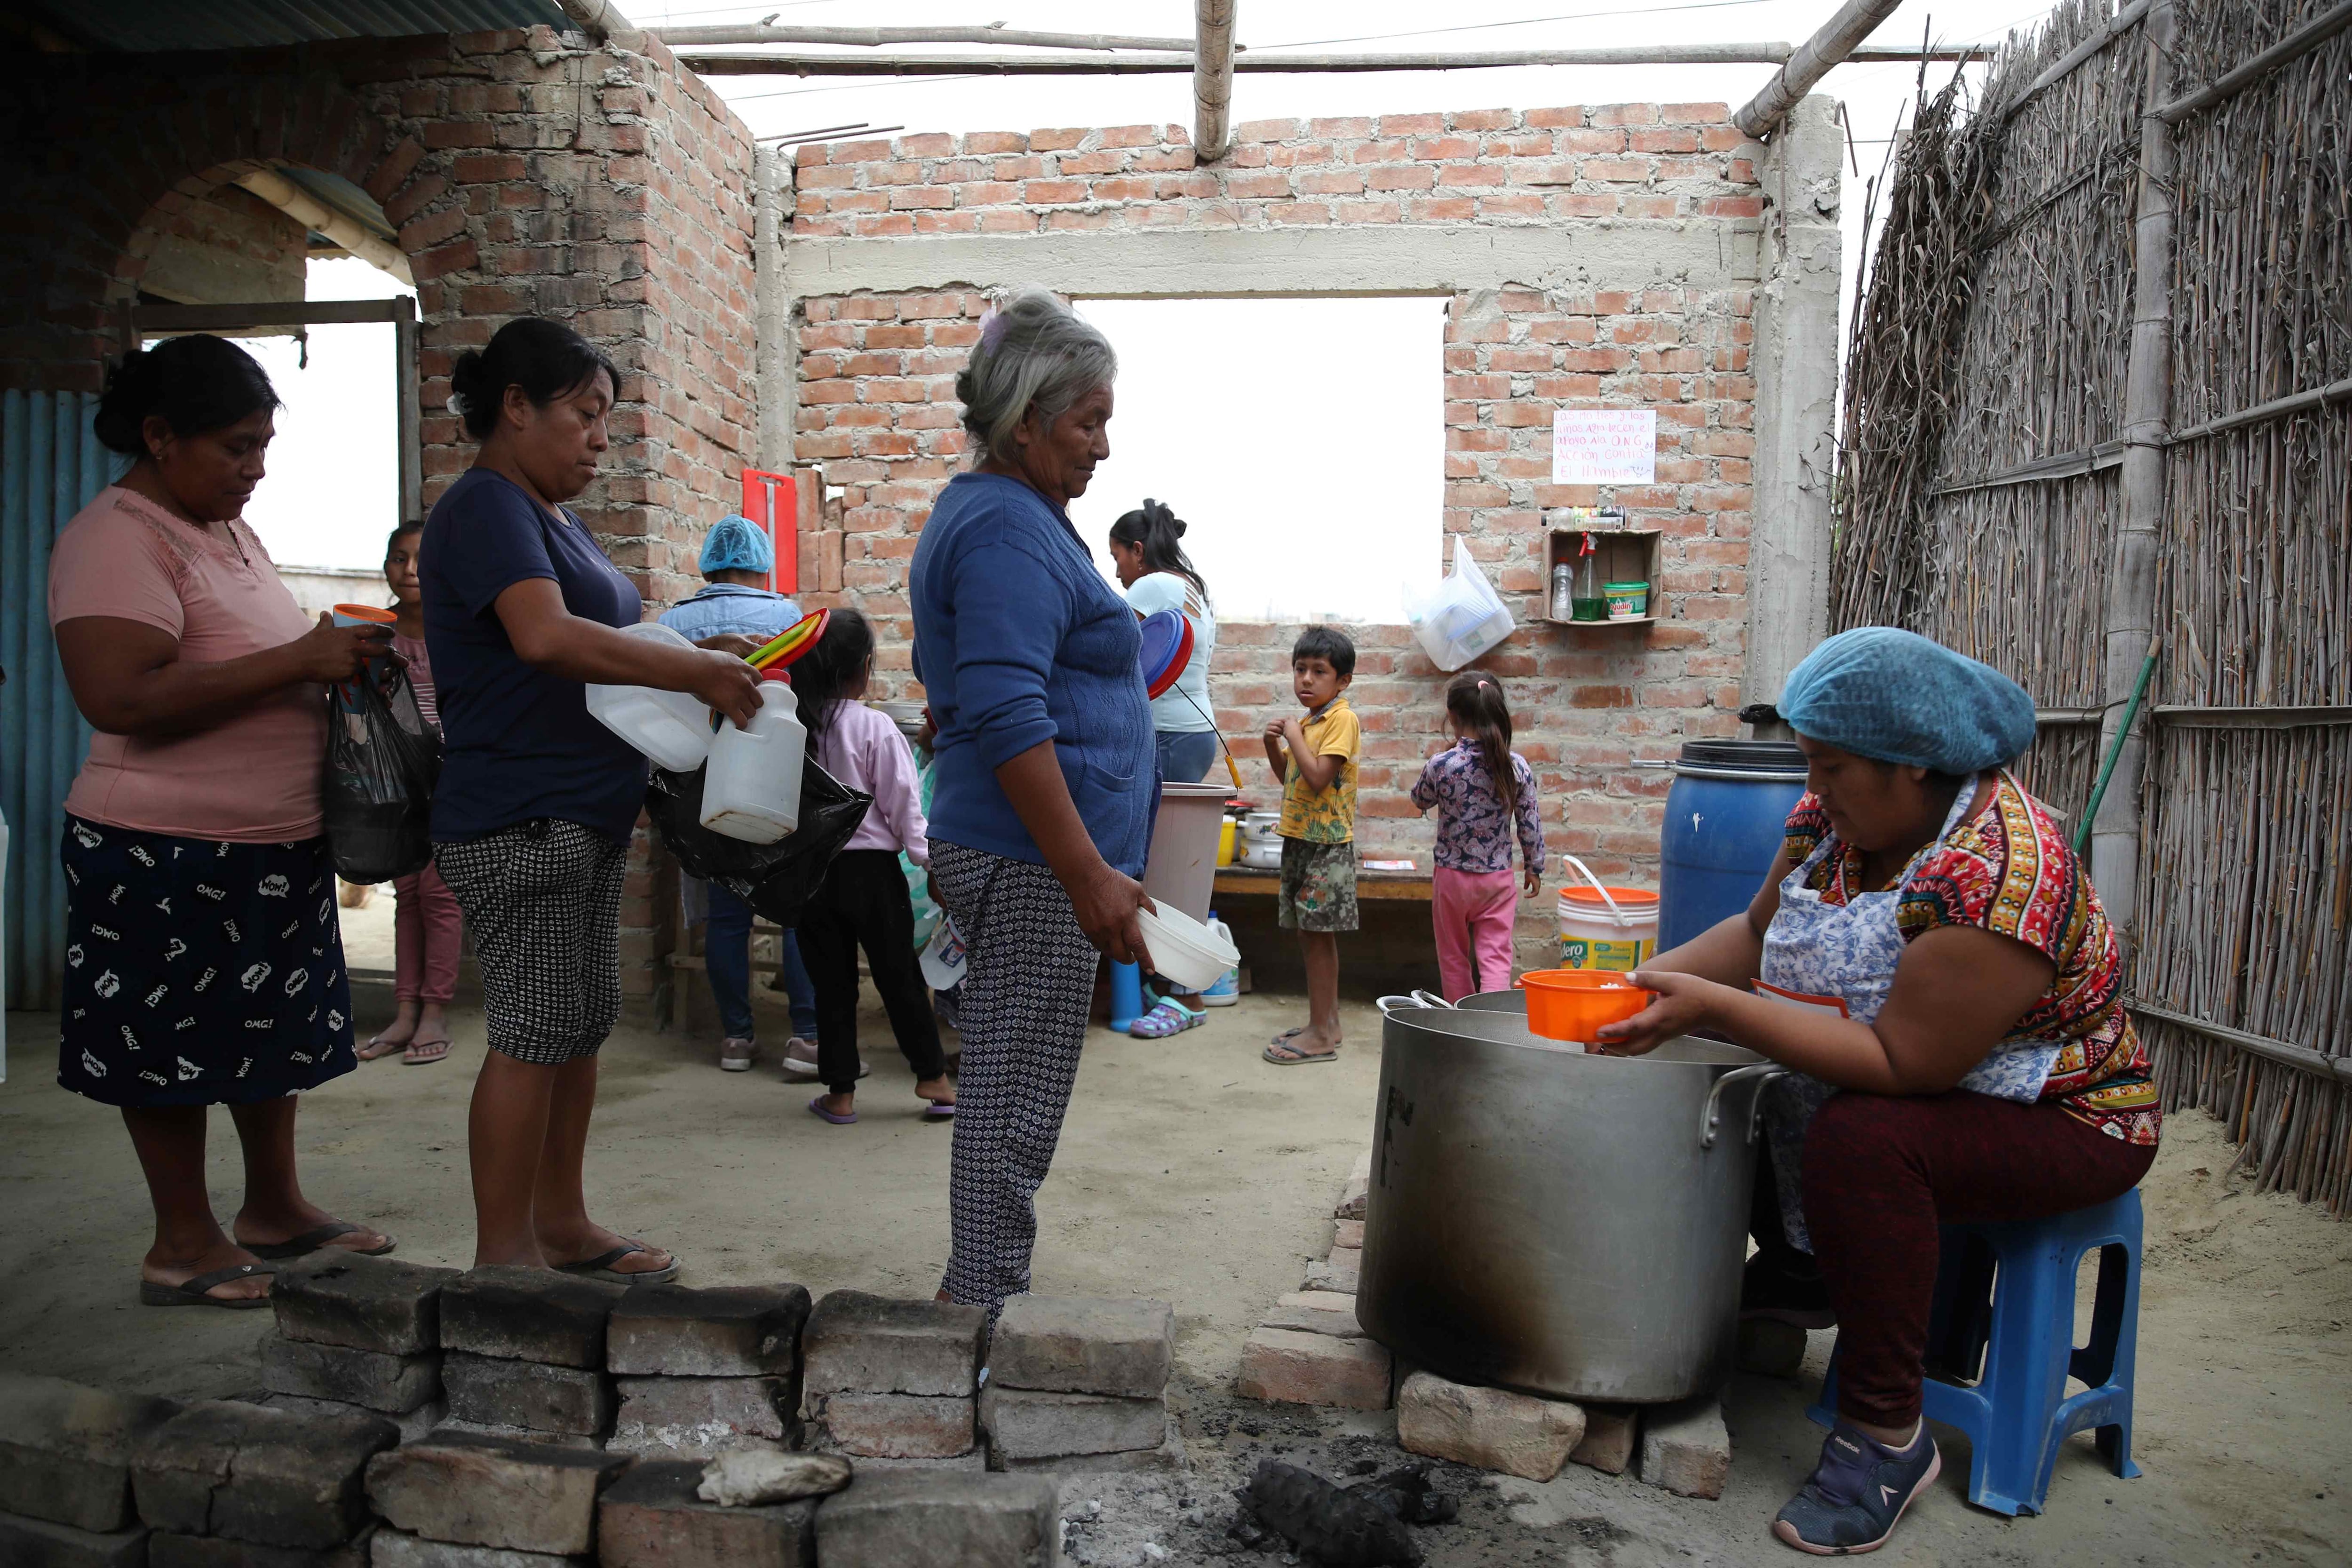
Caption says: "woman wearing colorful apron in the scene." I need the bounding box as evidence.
[1595,628,2160,1557]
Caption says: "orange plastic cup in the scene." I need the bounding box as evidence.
[1519,967,1655,1044]
[331,603,397,628]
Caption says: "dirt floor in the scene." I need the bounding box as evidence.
[2,986,2347,1566]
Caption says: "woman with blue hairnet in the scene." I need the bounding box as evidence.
[1594,628,2160,1557]
[658,515,823,1075]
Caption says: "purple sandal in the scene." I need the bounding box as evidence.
[1129,999,1204,1039]
[808,1096,857,1125]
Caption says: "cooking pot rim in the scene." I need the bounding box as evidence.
[1382,1004,1768,1069]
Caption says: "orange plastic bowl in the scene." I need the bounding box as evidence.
[1519,967,1655,1044]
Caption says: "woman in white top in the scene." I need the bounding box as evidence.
[1106,498,1217,784]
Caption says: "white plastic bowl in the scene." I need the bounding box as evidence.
[1137,900,1241,992]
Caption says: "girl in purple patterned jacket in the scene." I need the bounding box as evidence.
[1410,671,1545,1000]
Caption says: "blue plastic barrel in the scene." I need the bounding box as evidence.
[1657,740,1810,953]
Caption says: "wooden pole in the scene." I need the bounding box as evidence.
[1194,1,1238,162]
[550,0,628,40]
[651,24,1203,51]
[680,42,1975,77]
[233,169,413,286]
[1735,0,1906,139]
[2095,0,2176,947]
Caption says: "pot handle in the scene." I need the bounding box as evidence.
[1700,1063,1789,1149]
[1376,990,1457,1016]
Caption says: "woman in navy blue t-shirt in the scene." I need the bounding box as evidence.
[422,318,760,1282]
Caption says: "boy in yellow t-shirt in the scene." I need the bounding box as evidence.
[1261,626,1360,1065]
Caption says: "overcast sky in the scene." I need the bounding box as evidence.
[246,1,2058,618]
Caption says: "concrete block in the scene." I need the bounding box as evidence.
[814,1471,1058,1568]
[1235,1329,1391,1411]
[438,1269,625,1370]
[1570,1404,1638,1476]
[0,1370,180,1531]
[1302,1250,1359,1294]
[605,1284,810,1378]
[370,1529,581,1568]
[259,1397,445,1448]
[1638,1393,1729,1500]
[1278,1290,1358,1314]
[151,1528,373,1567]
[273,1256,460,1357]
[803,1392,974,1459]
[365,1434,629,1556]
[1395,1371,1586,1483]
[1335,1151,1372,1220]
[0,1511,148,1568]
[262,1332,440,1416]
[608,1377,798,1458]
[799,1292,984,1398]
[133,1400,396,1550]
[440,1354,612,1439]
[989,1410,1186,1475]
[985,1296,1172,1399]
[598,1459,816,1568]
[977,1388,1166,1460]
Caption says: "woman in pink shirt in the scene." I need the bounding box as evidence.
[791,610,956,1124]
[48,334,397,1307]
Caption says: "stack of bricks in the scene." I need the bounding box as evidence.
[438,1267,627,1450]
[1237,1151,1394,1411]
[262,1255,459,1444]
[607,1283,812,1458]
[368,1431,631,1566]
[797,1291,988,1468]
[0,1371,179,1568]
[135,1399,397,1567]
[979,1297,1181,1473]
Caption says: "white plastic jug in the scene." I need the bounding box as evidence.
[700,672,806,843]
[586,622,715,772]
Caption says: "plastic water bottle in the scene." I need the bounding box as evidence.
[699,668,805,843]
[1198,912,1240,1006]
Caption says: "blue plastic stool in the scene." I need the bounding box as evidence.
[1109,961,1144,1034]
[1807,1187,2143,1517]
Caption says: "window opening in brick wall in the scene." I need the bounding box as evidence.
[1066,296,1446,624]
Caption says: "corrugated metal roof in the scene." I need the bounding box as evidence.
[279,166,399,242]
[19,0,573,53]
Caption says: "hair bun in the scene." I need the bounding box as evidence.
[1172,518,1186,537]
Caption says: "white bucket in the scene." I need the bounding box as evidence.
[1555,853,1660,973]
[586,622,715,772]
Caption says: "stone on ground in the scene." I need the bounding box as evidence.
[1236,1328,1392,1410]
[262,1331,441,1415]
[695,1451,852,1507]
[609,1375,798,1457]
[150,1529,374,1567]
[132,1399,396,1549]
[605,1283,811,1378]
[0,1511,151,1568]
[1303,1248,1360,1294]
[985,1296,1173,1398]
[369,1529,581,1567]
[1332,1219,1365,1249]
[437,1269,625,1370]
[802,1392,975,1459]
[1395,1370,1586,1483]
[1258,1294,1365,1339]
[439,1353,612,1439]
[597,1458,816,1568]
[1639,1392,1730,1500]
[0,1370,180,1532]
[1569,1403,1639,1475]
[364,1434,629,1556]
[814,1471,1057,1568]
[977,1387,1168,1460]
[1736,1318,1811,1379]
[1335,1151,1372,1220]
[798,1291,985,1398]
[272,1255,460,1357]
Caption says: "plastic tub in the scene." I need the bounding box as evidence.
[1143,780,1231,923]
[700,669,807,843]
[1519,968,1655,1044]
[1555,854,1659,971]
[586,622,715,772]
[1604,581,1650,620]
[1136,900,1241,992]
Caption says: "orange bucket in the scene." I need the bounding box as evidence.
[1519,967,1655,1044]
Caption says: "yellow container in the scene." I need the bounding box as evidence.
[1216,815,1238,867]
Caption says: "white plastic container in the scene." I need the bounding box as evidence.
[1136,900,1242,992]
[1555,853,1660,973]
[1197,914,1240,1005]
[1239,809,1283,869]
[586,622,715,772]
[699,672,806,844]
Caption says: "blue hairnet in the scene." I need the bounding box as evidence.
[1778,627,2036,775]
[699,515,773,575]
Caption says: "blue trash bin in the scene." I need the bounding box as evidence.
[1657,740,1809,953]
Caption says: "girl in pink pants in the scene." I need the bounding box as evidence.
[1410,672,1546,1001]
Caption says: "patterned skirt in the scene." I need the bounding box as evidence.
[56,815,356,1108]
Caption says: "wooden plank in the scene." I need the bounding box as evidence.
[1213,867,1434,902]
[133,299,413,332]
[680,43,1976,77]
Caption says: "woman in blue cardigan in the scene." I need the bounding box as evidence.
[910,287,1155,1313]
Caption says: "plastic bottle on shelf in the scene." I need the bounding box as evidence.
[700,667,806,843]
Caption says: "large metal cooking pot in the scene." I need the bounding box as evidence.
[1355,991,1783,1403]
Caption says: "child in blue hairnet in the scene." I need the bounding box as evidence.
[659,516,823,1075]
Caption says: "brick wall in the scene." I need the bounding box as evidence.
[139,183,308,306]
[0,25,760,1010]
[791,107,1760,930]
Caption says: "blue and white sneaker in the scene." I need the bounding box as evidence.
[1772,1421,1940,1555]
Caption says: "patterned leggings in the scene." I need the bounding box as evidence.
[929,841,1102,1315]
[434,818,627,1066]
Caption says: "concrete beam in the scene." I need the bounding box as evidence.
[754,143,793,472]
[785,222,1764,302]
[1744,95,1842,716]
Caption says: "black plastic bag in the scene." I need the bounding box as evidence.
[645,755,872,928]
[323,659,442,884]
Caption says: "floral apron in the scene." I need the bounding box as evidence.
[1755,775,2059,1250]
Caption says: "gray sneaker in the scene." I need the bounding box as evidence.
[719,1037,756,1072]
[780,1037,866,1081]
[1772,1421,1940,1555]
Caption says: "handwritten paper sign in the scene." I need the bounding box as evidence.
[1551,409,1657,485]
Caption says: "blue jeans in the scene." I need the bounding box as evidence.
[706,881,818,1040]
[1156,729,1218,785]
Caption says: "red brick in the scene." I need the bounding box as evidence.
[1237,1329,1391,1410]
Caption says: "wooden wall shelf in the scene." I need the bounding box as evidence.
[1543,524,1663,628]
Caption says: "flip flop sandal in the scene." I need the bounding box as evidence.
[1263,1042,1339,1066]
[245,1221,397,1261]
[1130,1000,1204,1039]
[809,1096,858,1126]
[356,1035,407,1061]
[555,1241,680,1286]
[139,1262,275,1308]
[403,1037,451,1066]
[922,1100,956,1120]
